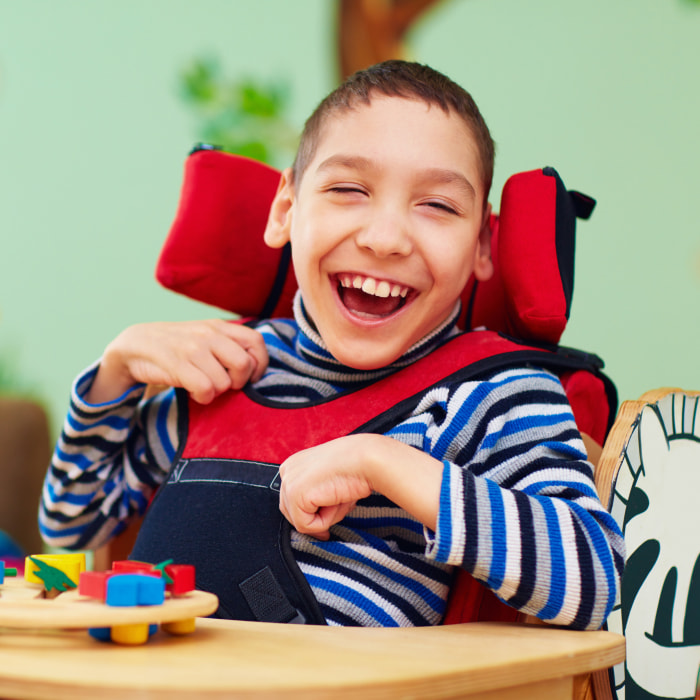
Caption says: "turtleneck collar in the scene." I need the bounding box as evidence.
[291,291,461,385]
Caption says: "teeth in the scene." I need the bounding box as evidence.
[376,281,391,298]
[339,275,410,299]
[361,278,376,295]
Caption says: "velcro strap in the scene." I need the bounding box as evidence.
[239,566,306,624]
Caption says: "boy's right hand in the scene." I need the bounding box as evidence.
[86,320,268,405]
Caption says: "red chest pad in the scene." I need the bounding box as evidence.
[182,331,553,462]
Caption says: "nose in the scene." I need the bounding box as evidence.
[355,209,413,258]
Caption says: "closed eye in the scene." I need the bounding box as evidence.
[423,200,459,215]
[328,185,367,195]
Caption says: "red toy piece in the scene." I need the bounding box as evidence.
[78,560,195,602]
[78,570,111,601]
[164,564,195,596]
[111,560,161,576]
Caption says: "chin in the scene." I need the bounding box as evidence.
[327,343,405,371]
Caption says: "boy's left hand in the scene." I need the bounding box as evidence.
[278,434,442,540]
[278,435,374,541]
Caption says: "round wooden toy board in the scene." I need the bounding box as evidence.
[0,578,218,630]
[0,578,44,602]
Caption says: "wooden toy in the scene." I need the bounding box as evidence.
[0,560,18,584]
[78,570,111,601]
[105,572,166,607]
[24,552,86,592]
[0,560,43,601]
[0,575,44,600]
[110,559,196,595]
[0,553,217,646]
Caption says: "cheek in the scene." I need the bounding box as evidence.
[425,241,477,289]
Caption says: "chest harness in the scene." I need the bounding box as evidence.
[130,330,608,624]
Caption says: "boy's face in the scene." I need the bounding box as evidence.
[264,96,493,370]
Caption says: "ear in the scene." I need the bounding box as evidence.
[472,202,494,282]
[263,167,295,249]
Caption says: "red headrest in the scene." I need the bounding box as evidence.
[156,147,595,345]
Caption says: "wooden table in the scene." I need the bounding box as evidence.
[0,617,624,699]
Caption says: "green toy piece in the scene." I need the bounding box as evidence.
[28,556,78,593]
[0,561,18,584]
[152,559,175,585]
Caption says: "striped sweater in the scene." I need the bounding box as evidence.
[40,297,624,630]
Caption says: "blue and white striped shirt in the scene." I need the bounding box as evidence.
[40,297,624,630]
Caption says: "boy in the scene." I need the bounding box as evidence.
[41,61,624,629]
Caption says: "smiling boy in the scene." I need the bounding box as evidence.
[41,61,623,629]
[270,95,493,372]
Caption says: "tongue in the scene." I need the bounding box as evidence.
[341,288,403,317]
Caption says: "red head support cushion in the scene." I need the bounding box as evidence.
[156,147,595,344]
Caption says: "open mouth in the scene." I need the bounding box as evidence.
[336,274,413,318]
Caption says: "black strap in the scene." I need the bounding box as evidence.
[239,566,307,624]
[570,190,596,220]
[353,345,617,437]
[259,242,292,319]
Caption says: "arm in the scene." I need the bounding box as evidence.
[88,319,268,404]
[40,319,269,550]
[279,368,624,630]
[430,444,624,630]
[279,433,442,538]
[417,369,624,630]
[39,364,178,550]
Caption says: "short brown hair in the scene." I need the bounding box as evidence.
[292,60,495,199]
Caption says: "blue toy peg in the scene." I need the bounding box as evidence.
[106,573,166,607]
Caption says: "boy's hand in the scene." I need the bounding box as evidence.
[278,436,374,541]
[87,320,268,404]
[278,434,442,540]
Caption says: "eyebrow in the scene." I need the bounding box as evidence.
[420,167,476,201]
[316,154,374,174]
[316,154,476,200]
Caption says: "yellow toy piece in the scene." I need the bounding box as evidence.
[110,623,151,645]
[162,617,196,635]
[24,552,86,591]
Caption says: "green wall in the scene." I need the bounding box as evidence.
[1,0,698,435]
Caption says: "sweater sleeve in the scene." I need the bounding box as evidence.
[39,362,179,550]
[407,367,624,630]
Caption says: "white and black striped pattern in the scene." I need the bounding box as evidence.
[40,297,623,630]
[252,296,462,400]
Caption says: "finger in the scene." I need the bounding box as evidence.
[198,321,266,388]
[174,359,231,404]
[290,504,353,541]
[317,503,356,532]
[217,322,269,382]
[282,502,331,541]
[175,321,254,391]
[279,484,319,536]
[209,339,260,390]
[280,486,353,541]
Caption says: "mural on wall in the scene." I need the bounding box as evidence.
[336,0,442,78]
[605,393,700,700]
[179,58,298,168]
[179,0,446,163]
